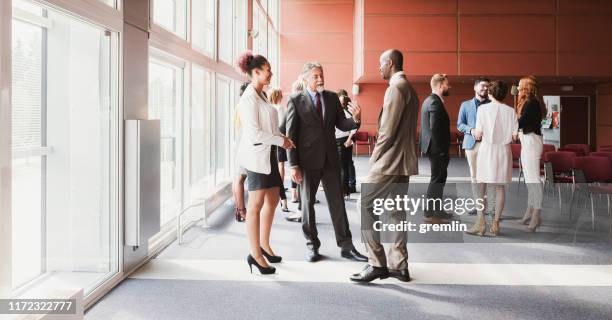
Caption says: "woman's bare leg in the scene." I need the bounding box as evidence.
[246,189,269,267]
[260,187,280,255]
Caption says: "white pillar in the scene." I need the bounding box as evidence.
[0,0,13,298]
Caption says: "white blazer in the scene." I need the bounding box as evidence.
[236,85,284,174]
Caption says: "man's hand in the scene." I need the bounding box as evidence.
[291,167,303,184]
[347,102,361,122]
[344,139,353,147]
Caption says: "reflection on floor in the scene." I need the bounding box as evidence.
[87,157,612,320]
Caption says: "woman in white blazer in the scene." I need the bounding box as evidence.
[236,51,294,275]
[467,80,518,237]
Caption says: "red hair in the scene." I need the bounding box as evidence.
[516,75,545,117]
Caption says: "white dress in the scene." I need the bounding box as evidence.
[475,102,518,184]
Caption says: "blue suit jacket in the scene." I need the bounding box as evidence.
[457,99,479,150]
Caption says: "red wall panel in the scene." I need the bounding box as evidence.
[281,2,354,34]
[281,34,353,63]
[364,0,457,15]
[460,53,556,76]
[459,0,556,14]
[558,53,612,76]
[558,16,612,52]
[558,0,612,14]
[460,16,555,52]
[364,16,457,51]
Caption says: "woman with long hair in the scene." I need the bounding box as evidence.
[236,51,295,274]
[516,76,545,232]
[268,88,290,213]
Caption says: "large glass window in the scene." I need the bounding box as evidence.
[218,0,233,64]
[192,0,215,57]
[233,0,247,62]
[190,65,213,197]
[215,77,232,182]
[149,58,184,226]
[11,0,119,295]
[152,0,187,39]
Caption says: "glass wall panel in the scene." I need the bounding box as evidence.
[149,60,184,226]
[153,0,187,39]
[11,0,119,295]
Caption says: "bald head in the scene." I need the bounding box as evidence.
[379,49,403,80]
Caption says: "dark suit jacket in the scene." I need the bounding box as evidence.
[420,93,450,155]
[286,90,360,170]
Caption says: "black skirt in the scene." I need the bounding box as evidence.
[246,146,283,191]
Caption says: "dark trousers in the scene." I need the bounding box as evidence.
[301,164,353,251]
[348,159,356,190]
[426,152,449,215]
[336,138,352,195]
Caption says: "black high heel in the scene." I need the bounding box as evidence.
[260,247,282,263]
[247,255,276,274]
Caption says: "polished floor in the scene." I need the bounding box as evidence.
[87,156,612,320]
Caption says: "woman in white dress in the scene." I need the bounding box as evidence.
[236,51,295,274]
[466,80,518,236]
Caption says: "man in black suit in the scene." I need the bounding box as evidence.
[286,62,368,262]
[420,74,452,223]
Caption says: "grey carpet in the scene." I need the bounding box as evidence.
[86,279,612,320]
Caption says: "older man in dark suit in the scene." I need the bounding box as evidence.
[286,62,367,263]
[420,74,452,223]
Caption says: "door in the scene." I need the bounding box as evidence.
[560,96,590,146]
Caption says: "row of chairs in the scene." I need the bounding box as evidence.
[353,131,466,157]
[510,142,612,232]
[543,152,612,231]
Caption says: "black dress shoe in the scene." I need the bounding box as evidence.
[389,269,411,282]
[306,248,321,262]
[467,209,477,216]
[341,248,368,262]
[350,265,389,282]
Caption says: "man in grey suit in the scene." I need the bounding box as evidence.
[286,62,368,262]
[350,49,419,282]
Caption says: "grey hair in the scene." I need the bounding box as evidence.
[291,79,304,93]
[301,61,323,77]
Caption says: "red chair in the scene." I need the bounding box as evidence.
[563,144,589,156]
[450,131,463,158]
[542,144,556,160]
[544,151,576,209]
[510,144,523,188]
[541,144,556,172]
[589,152,612,164]
[570,156,612,231]
[598,145,612,152]
[354,131,373,156]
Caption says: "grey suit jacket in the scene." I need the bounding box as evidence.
[369,74,419,176]
[286,90,360,170]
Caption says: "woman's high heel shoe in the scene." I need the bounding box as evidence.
[527,216,541,232]
[465,217,486,236]
[261,247,282,263]
[234,207,246,222]
[519,215,531,225]
[247,255,276,275]
[490,219,501,236]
